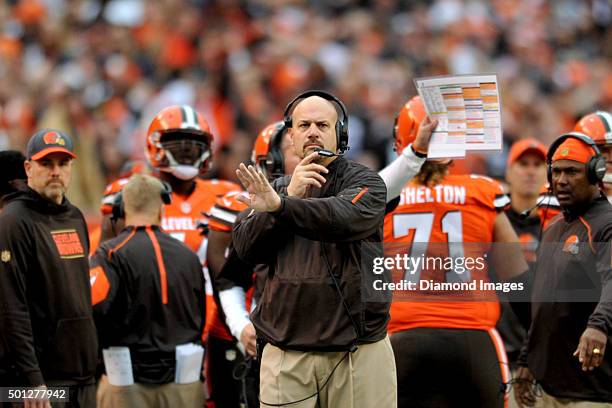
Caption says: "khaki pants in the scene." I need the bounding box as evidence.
[259,336,397,408]
[535,389,612,408]
[97,375,205,408]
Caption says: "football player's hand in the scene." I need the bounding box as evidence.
[236,163,281,212]
[411,116,438,155]
[240,323,257,357]
[287,152,329,198]
[514,366,536,407]
[573,327,607,371]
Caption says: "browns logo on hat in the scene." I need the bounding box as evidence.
[26,129,76,161]
[551,137,596,164]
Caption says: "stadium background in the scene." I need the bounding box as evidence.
[0,0,610,225]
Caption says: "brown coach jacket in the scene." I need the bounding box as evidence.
[233,156,387,351]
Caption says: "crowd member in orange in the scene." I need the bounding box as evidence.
[515,133,612,406]
[574,111,612,200]
[384,97,528,408]
[145,105,241,407]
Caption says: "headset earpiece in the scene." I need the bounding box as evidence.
[283,90,349,153]
[160,181,172,205]
[546,132,606,185]
[111,191,124,221]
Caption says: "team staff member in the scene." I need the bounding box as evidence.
[233,91,393,407]
[144,105,241,406]
[0,129,97,407]
[215,105,434,361]
[499,140,548,357]
[515,133,612,406]
[91,174,206,407]
[384,97,527,408]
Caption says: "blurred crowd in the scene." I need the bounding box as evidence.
[1,0,610,218]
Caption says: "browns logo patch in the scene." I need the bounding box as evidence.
[51,229,85,259]
[43,131,66,146]
[562,235,579,255]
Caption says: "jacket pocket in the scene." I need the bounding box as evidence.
[45,316,98,379]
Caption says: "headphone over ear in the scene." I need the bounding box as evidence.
[111,180,173,221]
[546,131,606,185]
[265,124,286,178]
[283,90,350,153]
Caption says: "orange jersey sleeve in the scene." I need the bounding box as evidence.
[385,174,507,333]
[208,190,248,233]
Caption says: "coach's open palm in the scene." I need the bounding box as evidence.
[236,163,281,212]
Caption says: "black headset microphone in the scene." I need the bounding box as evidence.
[518,202,541,220]
[314,148,340,157]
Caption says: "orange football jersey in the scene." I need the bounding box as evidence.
[386,174,510,333]
[161,178,241,339]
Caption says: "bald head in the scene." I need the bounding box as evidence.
[123,174,165,222]
[292,96,338,125]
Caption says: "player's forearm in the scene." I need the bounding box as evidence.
[379,144,426,202]
[219,287,251,340]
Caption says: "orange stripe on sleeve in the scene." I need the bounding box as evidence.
[146,227,168,305]
[108,229,137,260]
[351,187,369,204]
[578,216,595,253]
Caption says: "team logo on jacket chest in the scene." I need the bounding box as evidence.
[562,235,580,255]
[1,250,10,263]
[51,229,85,259]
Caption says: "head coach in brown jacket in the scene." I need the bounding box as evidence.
[232,90,396,408]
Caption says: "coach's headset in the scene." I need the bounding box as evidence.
[546,132,606,185]
[111,181,173,221]
[263,122,287,179]
[283,90,350,154]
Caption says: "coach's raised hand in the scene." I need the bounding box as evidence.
[287,151,329,198]
[236,163,281,212]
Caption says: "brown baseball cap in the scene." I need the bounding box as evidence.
[26,129,77,161]
[507,138,547,167]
